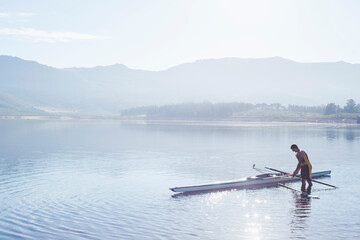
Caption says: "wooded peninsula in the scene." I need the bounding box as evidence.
[120,99,360,124]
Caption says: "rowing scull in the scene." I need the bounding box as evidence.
[170,170,331,193]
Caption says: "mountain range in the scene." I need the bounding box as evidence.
[0,55,359,115]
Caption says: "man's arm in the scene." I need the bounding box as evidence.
[292,151,305,176]
[292,162,301,176]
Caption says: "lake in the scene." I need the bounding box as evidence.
[0,119,359,239]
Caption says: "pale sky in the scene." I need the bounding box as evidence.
[1,0,359,70]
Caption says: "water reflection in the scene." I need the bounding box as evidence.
[289,193,312,240]
[325,126,360,141]
[344,129,359,141]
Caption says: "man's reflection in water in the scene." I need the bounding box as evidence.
[289,193,312,240]
[306,184,312,196]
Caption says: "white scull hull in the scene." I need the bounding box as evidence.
[170,171,331,193]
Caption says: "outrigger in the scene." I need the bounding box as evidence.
[170,167,332,193]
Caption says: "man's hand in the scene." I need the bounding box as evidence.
[285,172,295,178]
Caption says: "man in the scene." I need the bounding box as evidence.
[291,144,312,195]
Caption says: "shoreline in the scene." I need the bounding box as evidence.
[1,115,359,127]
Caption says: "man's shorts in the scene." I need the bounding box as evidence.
[301,165,311,179]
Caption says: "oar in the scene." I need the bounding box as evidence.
[278,183,320,199]
[265,166,337,188]
[252,164,268,173]
[278,183,301,193]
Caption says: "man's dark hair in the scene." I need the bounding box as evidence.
[290,144,298,150]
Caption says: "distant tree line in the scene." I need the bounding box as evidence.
[121,102,254,119]
[120,99,360,119]
[324,99,360,115]
[287,105,325,113]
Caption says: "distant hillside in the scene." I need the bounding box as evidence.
[0,55,359,115]
[0,56,99,113]
[0,91,43,115]
[161,57,360,105]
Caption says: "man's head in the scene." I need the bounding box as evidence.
[290,144,300,152]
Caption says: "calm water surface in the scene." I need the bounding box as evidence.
[0,120,359,239]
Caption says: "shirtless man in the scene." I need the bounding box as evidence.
[291,144,312,195]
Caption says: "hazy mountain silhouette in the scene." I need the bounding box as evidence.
[0,55,359,115]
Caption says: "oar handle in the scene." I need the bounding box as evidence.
[265,167,337,188]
